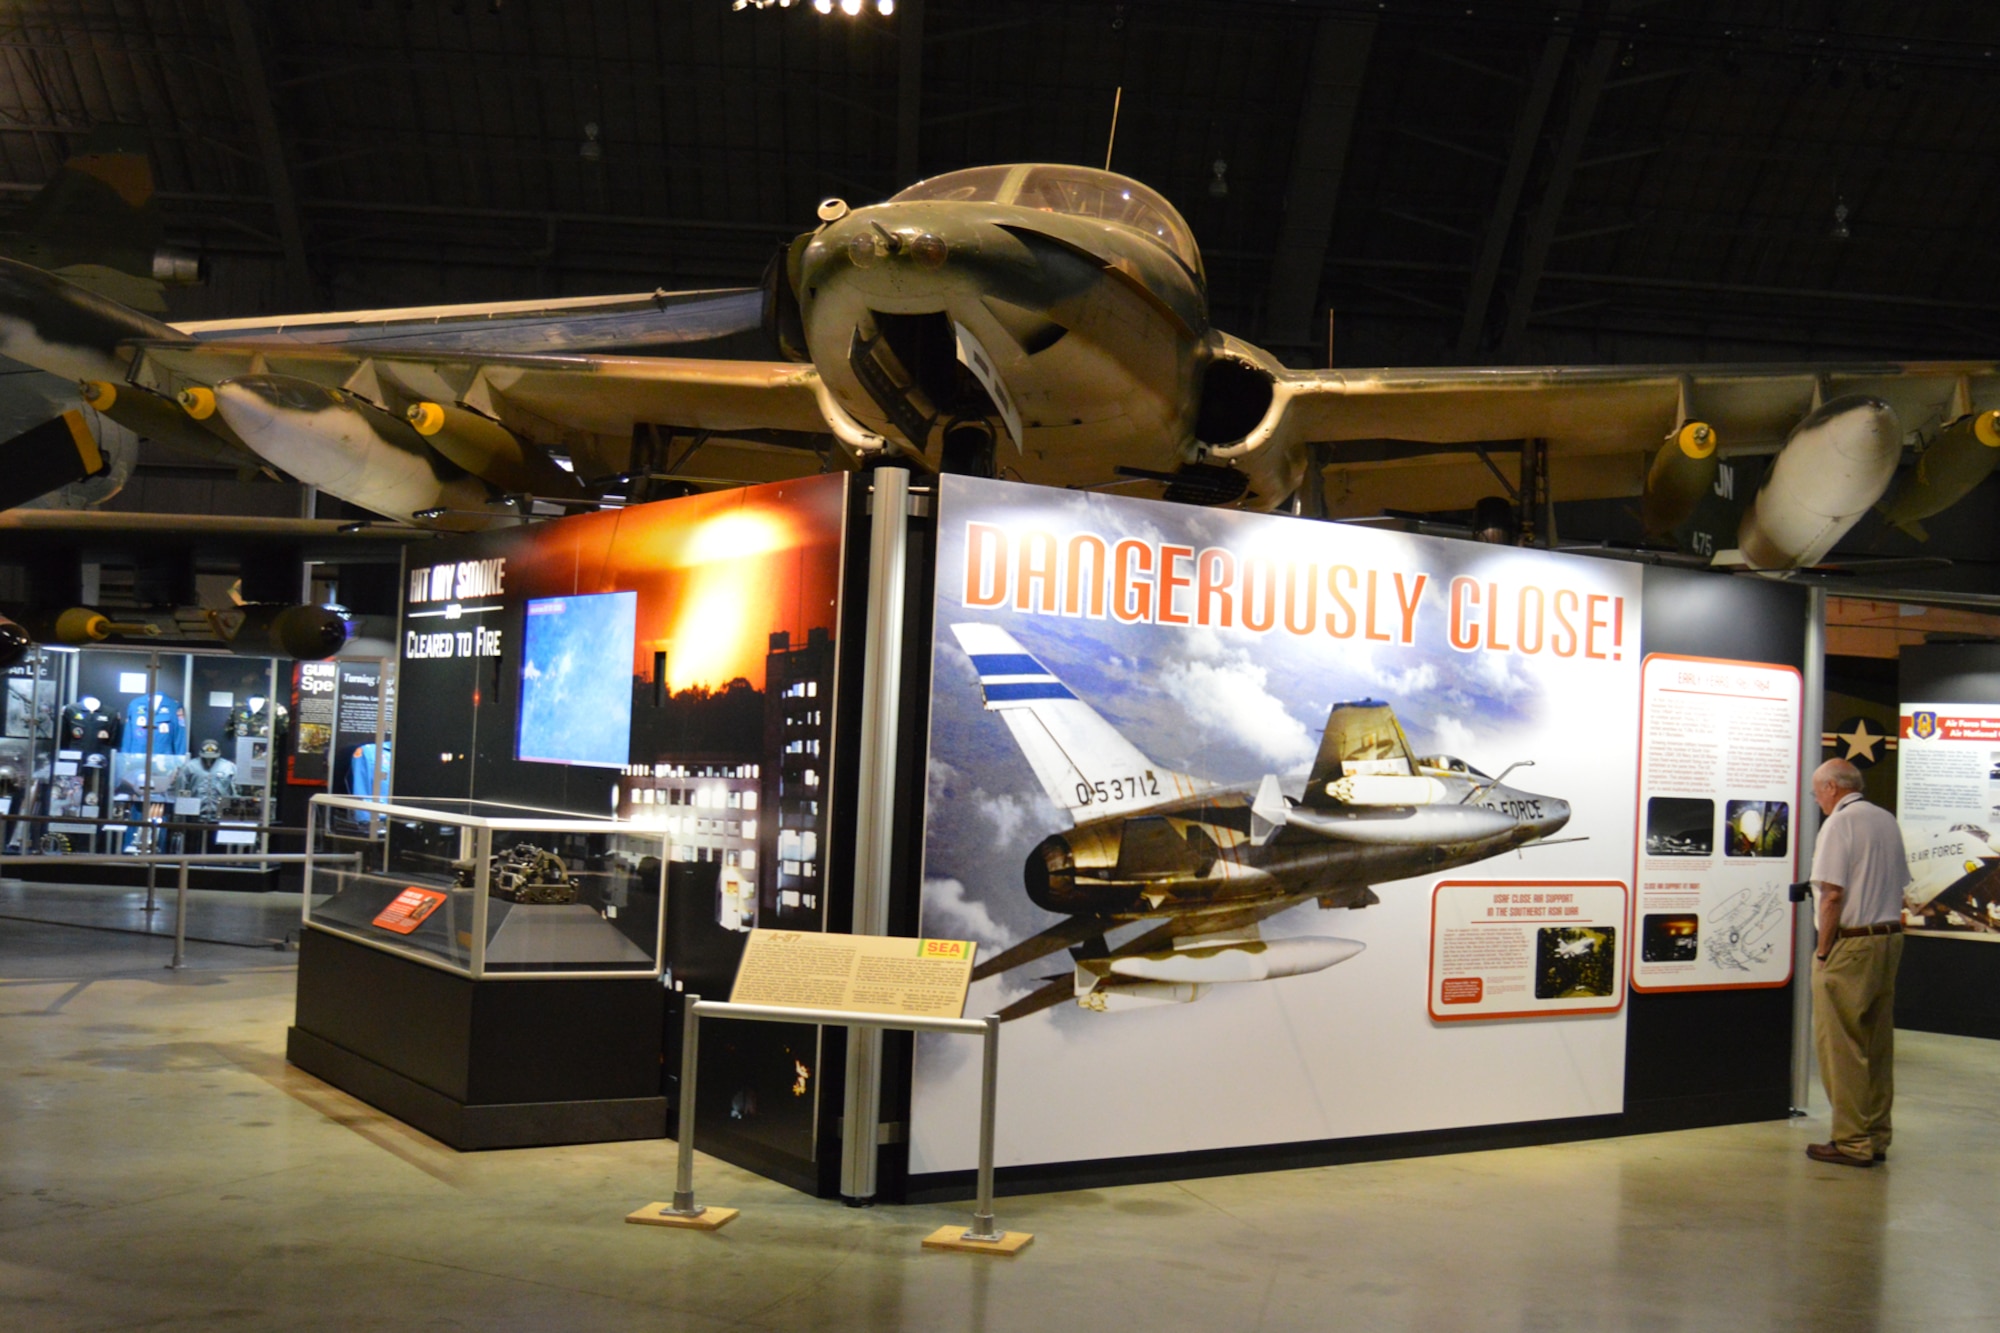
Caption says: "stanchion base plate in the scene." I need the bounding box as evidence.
[626,1202,739,1230]
[922,1225,1033,1255]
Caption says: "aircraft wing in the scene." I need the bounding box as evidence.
[129,339,831,483]
[1236,358,2000,515]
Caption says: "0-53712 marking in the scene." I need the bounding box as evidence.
[1076,770,1161,806]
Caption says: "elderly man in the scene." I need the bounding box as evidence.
[1806,757,1909,1168]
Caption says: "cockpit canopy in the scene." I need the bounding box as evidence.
[888,164,1201,274]
[1419,755,1493,781]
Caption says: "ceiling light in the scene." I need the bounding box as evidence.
[878,0,895,12]
[814,0,832,11]
[841,0,863,14]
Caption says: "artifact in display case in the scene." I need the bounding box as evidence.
[169,740,237,821]
[304,795,667,977]
[455,842,580,905]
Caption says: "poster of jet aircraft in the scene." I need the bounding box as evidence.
[948,622,1573,1020]
[908,475,1639,1173]
[4,162,1998,568]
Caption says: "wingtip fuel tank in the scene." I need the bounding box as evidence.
[1735,395,1901,570]
[212,376,508,529]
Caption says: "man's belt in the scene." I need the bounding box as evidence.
[1835,922,1903,939]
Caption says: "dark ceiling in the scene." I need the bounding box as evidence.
[4,0,1999,371]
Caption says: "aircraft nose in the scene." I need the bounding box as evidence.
[1536,798,1571,838]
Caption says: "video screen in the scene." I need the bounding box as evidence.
[518,591,637,768]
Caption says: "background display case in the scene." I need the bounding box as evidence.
[302,795,666,977]
[289,794,673,1148]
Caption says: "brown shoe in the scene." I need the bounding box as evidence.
[1806,1142,1873,1168]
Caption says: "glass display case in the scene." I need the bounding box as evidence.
[304,794,668,979]
[2,643,299,856]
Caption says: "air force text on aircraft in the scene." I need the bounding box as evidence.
[960,521,1628,660]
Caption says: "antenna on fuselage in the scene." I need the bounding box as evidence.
[1104,85,1123,170]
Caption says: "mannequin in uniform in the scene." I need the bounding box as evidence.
[171,740,237,821]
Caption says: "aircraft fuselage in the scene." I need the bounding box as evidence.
[1024,771,1571,925]
[795,192,1211,487]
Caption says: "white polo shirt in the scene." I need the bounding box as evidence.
[1811,792,1910,928]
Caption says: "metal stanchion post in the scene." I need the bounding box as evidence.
[168,859,189,970]
[626,994,739,1230]
[145,859,158,913]
[672,995,703,1215]
[965,1014,1003,1242]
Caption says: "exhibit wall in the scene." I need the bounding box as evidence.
[1620,567,1803,1134]
[1893,643,2000,1040]
[908,476,1645,1179]
[393,474,860,1183]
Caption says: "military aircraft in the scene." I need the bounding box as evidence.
[1903,823,2000,932]
[946,623,1573,1019]
[0,127,206,510]
[4,159,1999,567]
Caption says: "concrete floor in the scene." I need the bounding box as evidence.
[4,884,1999,1332]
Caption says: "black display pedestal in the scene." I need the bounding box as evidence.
[287,926,667,1150]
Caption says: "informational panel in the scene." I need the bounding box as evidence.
[1632,655,1801,991]
[1898,702,2000,939]
[1429,880,1627,1020]
[731,929,974,1020]
[288,661,337,785]
[911,475,1640,1176]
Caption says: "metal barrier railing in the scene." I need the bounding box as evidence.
[633,996,1027,1252]
[0,851,358,969]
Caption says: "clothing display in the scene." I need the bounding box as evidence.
[169,751,237,822]
[225,697,289,741]
[59,699,119,756]
[350,740,392,801]
[119,694,187,758]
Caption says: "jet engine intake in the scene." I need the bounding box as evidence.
[1193,354,1276,447]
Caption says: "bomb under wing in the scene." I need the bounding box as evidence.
[950,623,1572,1019]
[1876,409,2000,541]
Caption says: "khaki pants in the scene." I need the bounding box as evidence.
[1812,932,1903,1158]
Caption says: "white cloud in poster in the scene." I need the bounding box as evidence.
[1159,648,1317,770]
[1373,660,1438,696]
[1431,712,1478,756]
[921,877,1010,953]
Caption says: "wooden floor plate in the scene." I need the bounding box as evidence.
[921,1224,1034,1255]
[625,1202,740,1230]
